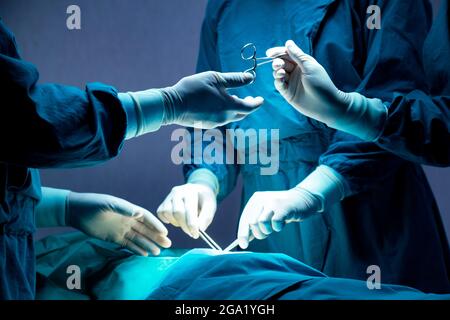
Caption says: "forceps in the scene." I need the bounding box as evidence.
[241,43,286,82]
[199,229,223,251]
[223,234,255,252]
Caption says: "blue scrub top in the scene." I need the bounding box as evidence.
[0,20,127,299]
[184,0,450,293]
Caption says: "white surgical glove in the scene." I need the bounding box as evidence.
[119,71,264,139]
[157,169,218,239]
[267,40,387,141]
[237,165,348,249]
[36,188,171,256]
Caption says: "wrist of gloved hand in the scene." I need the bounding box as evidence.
[187,168,220,196]
[118,89,166,139]
[283,187,323,223]
[328,91,388,141]
[159,86,182,126]
[35,187,71,228]
[297,165,349,212]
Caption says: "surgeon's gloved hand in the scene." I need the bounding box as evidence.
[267,40,387,141]
[157,182,217,239]
[120,71,264,139]
[161,71,264,128]
[237,188,321,249]
[237,165,349,249]
[67,192,172,256]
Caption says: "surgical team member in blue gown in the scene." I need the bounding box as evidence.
[158,0,450,293]
[0,18,263,299]
[269,0,450,166]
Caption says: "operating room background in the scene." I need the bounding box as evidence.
[1,0,449,248]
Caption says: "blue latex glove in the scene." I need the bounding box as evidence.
[121,71,264,138]
[237,165,348,249]
[267,40,387,141]
[161,71,264,128]
[157,169,219,239]
[36,188,171,256]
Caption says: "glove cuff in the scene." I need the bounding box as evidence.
[297,165,349,212]
[187,168,220,196]
[159,86,181,125]
[35,187,71,228]
[120,90,165,139]
[329,92,388,141]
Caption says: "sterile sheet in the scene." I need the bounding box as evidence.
[35,232,450,300]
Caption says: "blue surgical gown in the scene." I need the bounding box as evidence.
[184,0,450,293]
[376,0,450,166]
[0,20,127,299]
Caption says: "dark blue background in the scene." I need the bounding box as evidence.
[1,0,448,248]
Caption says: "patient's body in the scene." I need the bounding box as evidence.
[36,233,450,300]
[36,232,184,300]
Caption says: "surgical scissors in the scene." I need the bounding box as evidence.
[241,43,286,82]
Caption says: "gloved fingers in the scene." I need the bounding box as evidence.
[285,40,318,74]
[283,208,312,223]
[229,95,264,112]
[272,58,284,71]
[166,206,180,227]
[237,219,251,250]
[198,194,216,231]
[122,238,148,256]
[164,194,182,228]
[171,196,192,237]
[271,218,286,233]
[258,208,275,235]
[132,220,172,248]
[242,95,265,108]
[250,222,266,240]
[183,192,200,239]
[274,78,289,95]
[273,69,284,79]
[266,46,287,58]
[271,210,292,232]
[107,196,139,217]
[272,58,295,73]
[156,206,170,224]
[138,208,169,236]
[249,205,266,240]
[238,196,260,247]
[128,231,161,256]
[218,72,255,88]
[237,216,251,249]
[273,69,289,82]
[109,199,169,235]
[157,197,179,227]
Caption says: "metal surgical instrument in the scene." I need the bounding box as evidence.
[241,43,286,81]
[223,234,255,252]
[223,239,240,252]
[199,229,223,251]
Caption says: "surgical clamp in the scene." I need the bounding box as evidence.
[241,43,286,82]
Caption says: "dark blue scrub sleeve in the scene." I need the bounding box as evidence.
[0,20,127,168]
